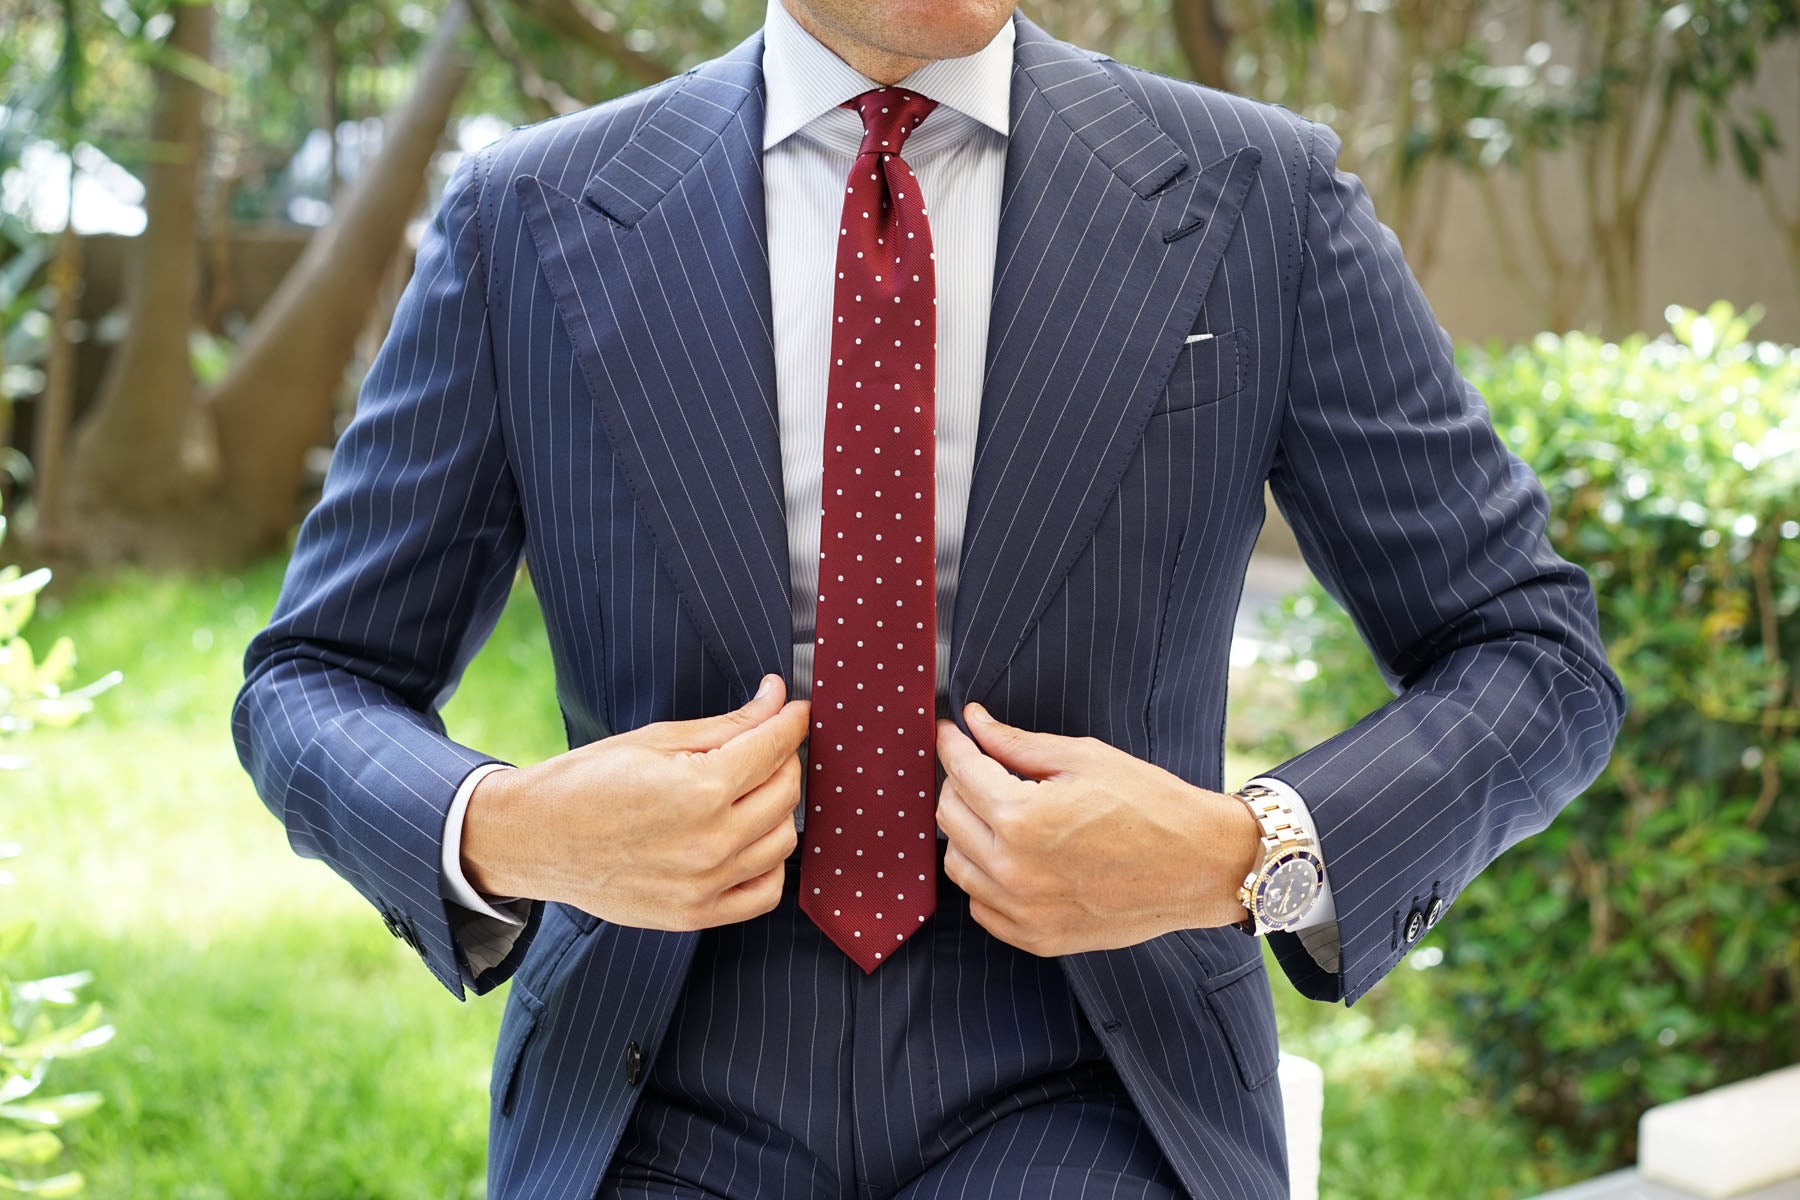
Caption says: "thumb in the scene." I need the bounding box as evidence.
[630,673,788,753]
[963,703,1077,781]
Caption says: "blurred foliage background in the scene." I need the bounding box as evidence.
[1247,302,1800,1167]
[0,0,1795,1195]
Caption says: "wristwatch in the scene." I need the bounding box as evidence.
[1232,782,1325,936]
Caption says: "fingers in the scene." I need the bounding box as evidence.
[723,752,804,854]
[632,674,791,753]
[965,894,1032,952]
[940,835,1003,908]
[934,774,996,856]
[962,703,1078,781]
[705,859,788,925]
[944,841,1032,951]
[936,716,1018,799]
[727,802,800,881]
[711,697,812,795]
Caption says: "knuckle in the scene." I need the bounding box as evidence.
[668,765,717,811]
[701,770,737,808]
[782,756,805,794]
[945,858,972,897]
[989,807,1022,845]
[697,831,733,868]
[989,852,1023,893]
[678,873,712,904]
[1002,810,1040,850]
[1003,916,1044,956]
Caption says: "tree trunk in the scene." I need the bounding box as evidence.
[30,224,82,549]
[52,0,477,568]
[204,0,475,559]
[322,27,342,202]
[1596,202,1643,337]
[62,0,215,539]
[517,0,674,88]
[1171,0,1233,90]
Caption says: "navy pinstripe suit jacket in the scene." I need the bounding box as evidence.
[233,15,1623,1199]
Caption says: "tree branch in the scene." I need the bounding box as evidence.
[467,0,581,117]
[1171,0,1233,90]
[1628,72,1681,210]
[516,0,674,89]
[1473,168,1538,308]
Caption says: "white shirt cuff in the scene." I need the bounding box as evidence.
[441,762,529,926]
[1243,774,1341,973]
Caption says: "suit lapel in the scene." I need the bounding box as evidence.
[514,34,794,697]
[511,20,1259,712]
[947,19,1262,714]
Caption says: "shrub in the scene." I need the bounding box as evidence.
[0,502,118,1196]
[1251,303,1800,1162]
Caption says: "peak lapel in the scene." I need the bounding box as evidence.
[514,35,794,697]
[948,20,1261,714]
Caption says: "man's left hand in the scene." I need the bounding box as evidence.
[935,702,1261,957]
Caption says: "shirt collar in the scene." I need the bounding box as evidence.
[761,0,1014,151]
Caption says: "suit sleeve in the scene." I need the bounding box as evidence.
[1260,119,1625,1006]
[231,146,545,1001]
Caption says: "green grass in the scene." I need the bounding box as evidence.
[3,559,1580,1198]
[7,559,564,1198]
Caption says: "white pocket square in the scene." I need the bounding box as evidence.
[1184,332,1215,344]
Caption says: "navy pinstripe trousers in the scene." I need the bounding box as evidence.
[600,840,1188,1199]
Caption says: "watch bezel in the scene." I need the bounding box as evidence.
[1248,847,1325,932]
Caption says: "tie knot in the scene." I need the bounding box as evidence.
[843,87,938,159]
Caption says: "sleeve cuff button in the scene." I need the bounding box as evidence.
[1403,909,1425,943]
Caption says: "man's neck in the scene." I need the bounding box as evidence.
[777,0,931,85]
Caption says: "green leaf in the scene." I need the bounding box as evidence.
[0,569,48,604]
[0,1131,61,1166]
[1730,123,1763,180]
[1694,105,1719,162]
[0,1093,103,1128]
[0,1169,84,1196]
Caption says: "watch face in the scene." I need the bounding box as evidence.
[1256,852,1324,929]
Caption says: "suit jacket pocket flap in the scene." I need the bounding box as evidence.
[491,980,546,1117]
[1199,956,1280,1091]
[1153,328,1245,416]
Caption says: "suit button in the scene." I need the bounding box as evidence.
[1403,908,1426,944]
[381,909,402,937]
[1425,897,1445,929]
[623,1040,646,1087]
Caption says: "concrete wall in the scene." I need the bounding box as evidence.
[1407,39,1800,346]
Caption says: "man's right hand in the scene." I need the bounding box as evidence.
[459,674,810,931]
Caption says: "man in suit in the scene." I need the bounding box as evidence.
[233,0,1624,1196]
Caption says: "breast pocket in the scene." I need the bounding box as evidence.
[1151,327,1246,416]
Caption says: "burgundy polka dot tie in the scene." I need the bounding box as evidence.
[800,87,940,973]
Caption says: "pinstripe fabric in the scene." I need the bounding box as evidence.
[602,842,1185,1199]
[231,13,1622,1200]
